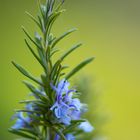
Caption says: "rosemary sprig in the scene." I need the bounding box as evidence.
[9,0,94,140]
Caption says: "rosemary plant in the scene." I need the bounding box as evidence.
[9,0,95,140]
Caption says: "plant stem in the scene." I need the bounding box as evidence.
[46,127,50,140]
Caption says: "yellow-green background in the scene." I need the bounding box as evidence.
[0,0,140,139]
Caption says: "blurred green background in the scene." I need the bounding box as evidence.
[1,0,140,139]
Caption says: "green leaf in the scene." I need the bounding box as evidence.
[19,100,48,108]
[15,109,41,114]
[25,11,41,30]
[28,113,44,123]
[9,129,36,140]
[63,123,80,134]
[55,0,65,11]
[50,43,82,80]
[23,80,36,92]
[45,10,65,38]
[50,48,60,58]
[48,33,56,45]
[66,57,95,80]
[23,81,49,103]
[51,28,77,48]
[22,26,41,50]
[63,119,86,134]
[25,39,46,70]
[61,65,69,70]
[52,126,66,140]
[18,128,38,137]
[71,119,86,123]
[19,100,38,104]
[37,0,45,18]
[60,43,82,61]
[50,60,61,80]
[12,61,43,86]
[37,15,44,32]
[54,65,61,85]
[36,47,48,72]
[47,0,56,15]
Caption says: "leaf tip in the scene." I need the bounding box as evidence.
[21,25,26,32]
[25,11,28,14]
[11,61,16,66]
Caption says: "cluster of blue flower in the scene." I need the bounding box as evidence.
[12,79,93,139]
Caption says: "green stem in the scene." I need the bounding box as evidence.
[46,127,50,140]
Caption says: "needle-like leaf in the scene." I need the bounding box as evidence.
[8,129,36,140]
[51,28,77,48]
[60,43,82,61]
[66,57,95,80]
[12,61,43,86]
[25,11,41,30]
[22,26,42,50]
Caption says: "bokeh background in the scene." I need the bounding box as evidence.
[0,0,140,139]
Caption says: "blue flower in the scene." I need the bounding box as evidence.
[50,79,84,125]
[78,121,94,133]
[12,103,40,130]
[65,134,75,140]
[12,112,31,130]
[54,134,75,140]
